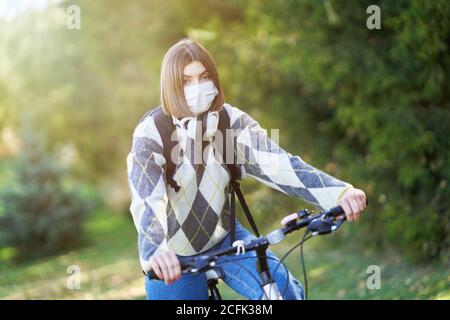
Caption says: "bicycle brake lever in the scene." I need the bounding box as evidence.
[308,216,345,236]
[308,218,332,235]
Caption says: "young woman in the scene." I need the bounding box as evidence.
[126,38,367,300]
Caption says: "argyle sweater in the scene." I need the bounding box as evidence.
[126,103,352,272]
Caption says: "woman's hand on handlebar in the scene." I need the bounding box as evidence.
[280,186,368,225]
[337,187,367,222]
[148,250,182,285]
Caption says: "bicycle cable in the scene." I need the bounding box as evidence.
[300,230,311,300]
[271,229,312,300]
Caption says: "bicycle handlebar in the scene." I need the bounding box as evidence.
[326,205,346,218]
[146,203,364,281]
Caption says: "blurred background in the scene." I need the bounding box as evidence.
[0,0,449,299]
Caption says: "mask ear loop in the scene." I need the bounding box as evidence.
[205,111,219,142]
[201,111,219,165]
[171,115,199,172]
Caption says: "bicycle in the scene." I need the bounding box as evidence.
[147,205,355,300]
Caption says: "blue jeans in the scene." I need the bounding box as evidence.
[145,219,305,300]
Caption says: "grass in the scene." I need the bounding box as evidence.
[270,236,450,300]
[0,209,145,299]
[0,210,448,300]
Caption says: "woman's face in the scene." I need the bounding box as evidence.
[182,60,210,88]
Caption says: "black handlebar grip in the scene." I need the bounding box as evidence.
[147,268,160,280]
[329,197,368,218]
[328,205,345,217]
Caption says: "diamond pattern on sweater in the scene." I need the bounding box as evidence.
[127,103,352,272]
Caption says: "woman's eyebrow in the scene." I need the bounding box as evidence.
[183,70,208,78]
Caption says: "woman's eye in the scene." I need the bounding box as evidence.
[201,75,209,80]
[183,80,190,85]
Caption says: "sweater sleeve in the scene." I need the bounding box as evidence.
[227,104,352,211]
[126,113,170,272]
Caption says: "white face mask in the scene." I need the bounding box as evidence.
[183,80,218,115]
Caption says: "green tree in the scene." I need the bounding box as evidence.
[0,127,95,260]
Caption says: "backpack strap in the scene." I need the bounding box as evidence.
[152,107,181,192]
[215,107,260,244]
[230,181,260,242]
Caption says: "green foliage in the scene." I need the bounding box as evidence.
[202,0,450,262]
[0,129,96,261]
[0,0,448,264]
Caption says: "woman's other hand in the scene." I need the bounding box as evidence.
[280,187,367,225]
[337,187,367,222]
[148,250,182,285]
